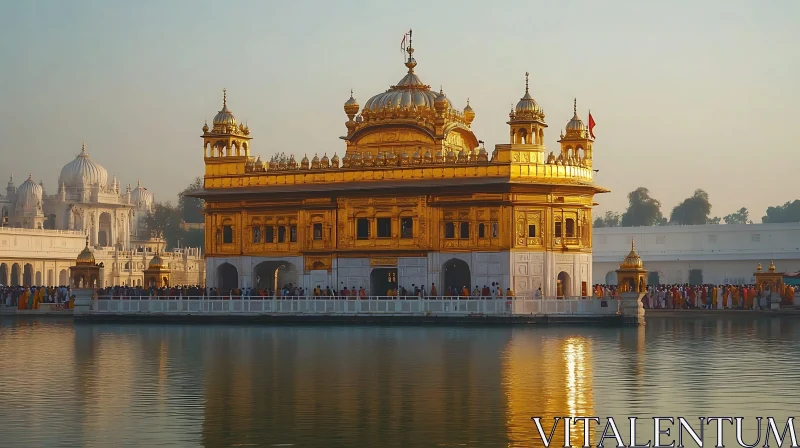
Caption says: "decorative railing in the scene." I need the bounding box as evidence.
[90,295,621,316]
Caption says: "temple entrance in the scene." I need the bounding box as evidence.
[370,268,398,296]
[98,212,112,247]
[253,261,299,293]
[216,263,238,292]
[59,269,68,286]
[23,264,33,286]
[605,271,616,285]
[557,271,571,297]
[442,258,470,297]
[0,263,7,285]
[11,264,20,286]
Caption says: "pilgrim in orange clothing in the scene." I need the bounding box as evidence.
[743,287,751,309]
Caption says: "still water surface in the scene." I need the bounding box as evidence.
[0,316,798,447]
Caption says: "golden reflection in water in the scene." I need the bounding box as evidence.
[502,331,594,447]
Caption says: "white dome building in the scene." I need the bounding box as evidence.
[59,142,109,190]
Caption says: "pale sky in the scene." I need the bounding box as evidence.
[0,0,797,222]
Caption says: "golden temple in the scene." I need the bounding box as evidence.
[192,32,608,297]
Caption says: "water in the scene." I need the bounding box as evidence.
[0,316,798,447]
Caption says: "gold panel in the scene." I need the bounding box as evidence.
[305,255,332,272]
[370,258,398,267]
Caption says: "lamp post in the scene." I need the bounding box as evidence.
[274,264,286,295]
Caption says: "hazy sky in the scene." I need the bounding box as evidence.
[1,1,797,222]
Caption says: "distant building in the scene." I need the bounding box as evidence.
[593,223,800,285]
[0,144,204,287]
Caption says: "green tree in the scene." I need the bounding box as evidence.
[145,202,182,247]
[620,187,666,227]
[179,177,205,223]
[708,216,721,224]
[723,207,751,224]
[763,200,800,223]
[670,189,712,225]
[593,210,621,228]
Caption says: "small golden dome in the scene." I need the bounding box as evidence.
[148,253,164,270]
[288,155,297,169]
[213,89,237,129]
[331,153,340,168]
[756,263,762,272]
[423,150,433,164]
[300,154,310,170]
[457,149,467,163]
[514,72,543,118]
[363,151,374,167]
[311,153,320,169]
[463,98,475,125]
[75,238,95,266]
[565,98,586,132]
[386,151,397,166]
[477,146,488,163]
[769,260,776,272]
[434,88,448,112]
[350,152,362,167]
[344,89,360,116]
[398,150,410,166]
[445,149,457,164]
[412,148,422,164]
[619,240,643,269]
[434,149,444,163]
[202,121,209,133]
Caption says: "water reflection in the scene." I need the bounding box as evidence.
[0,317,798,447]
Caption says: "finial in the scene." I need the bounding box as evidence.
[525,72,529,93]
[467,98,470,106]
[222,88,227,108]
[631,238,635,251]
[439,86,443,94]
[350,88,353,98]
[81,141,86,154]
[137,178,140,187]
[27,173,32,180]
[85,235,89,247]
[574,98,577,115]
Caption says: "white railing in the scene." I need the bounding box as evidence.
[90,295,621,317]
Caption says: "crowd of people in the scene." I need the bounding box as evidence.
[593,283,796,309]
[92,282,516,299]
[0,286,75,309]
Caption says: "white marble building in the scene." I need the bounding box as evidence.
[0,143,205,287]
[593,223,800,285]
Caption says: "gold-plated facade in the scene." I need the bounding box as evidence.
[193,35,608,296]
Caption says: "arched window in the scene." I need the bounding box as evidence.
[222,225,233,244]
[252,227,261,243]
[566,218,575,238]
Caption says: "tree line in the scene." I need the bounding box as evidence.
[594,187,800,227]
[144,177,205,249]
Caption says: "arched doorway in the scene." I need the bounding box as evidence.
[252,261,299,292]
[370,268,398,296]
[59,269,68,286]
[557,271,571,297]
[605,271,616,285]
[442,258,471,296]
[11,264,20,286]
[216,263,239,292]
[35,271,42,286]
[23,264,34,286]
[98,212,112,247]
[0,263,7,285]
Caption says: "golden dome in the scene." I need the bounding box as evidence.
[375,151,386,167]
[757,263,762,272]
[75,238,95,266]
[300,154,310,170]
[148,253,165,270]
[515,73,540,112]
[331,153,340,168]
[423,150,433,163]
[565,98,586,132]
[344,89,359,116]
[463,98,475,125]
[769,260,776,272]
[434,88,448,112]
[320,153,330,168]
[619,240,643,269]
[202,121,209,133]
[363,151,374,167]
[311,153,320,169]
[212,89,237,130]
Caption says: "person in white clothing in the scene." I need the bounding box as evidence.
[717,286,723,309]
